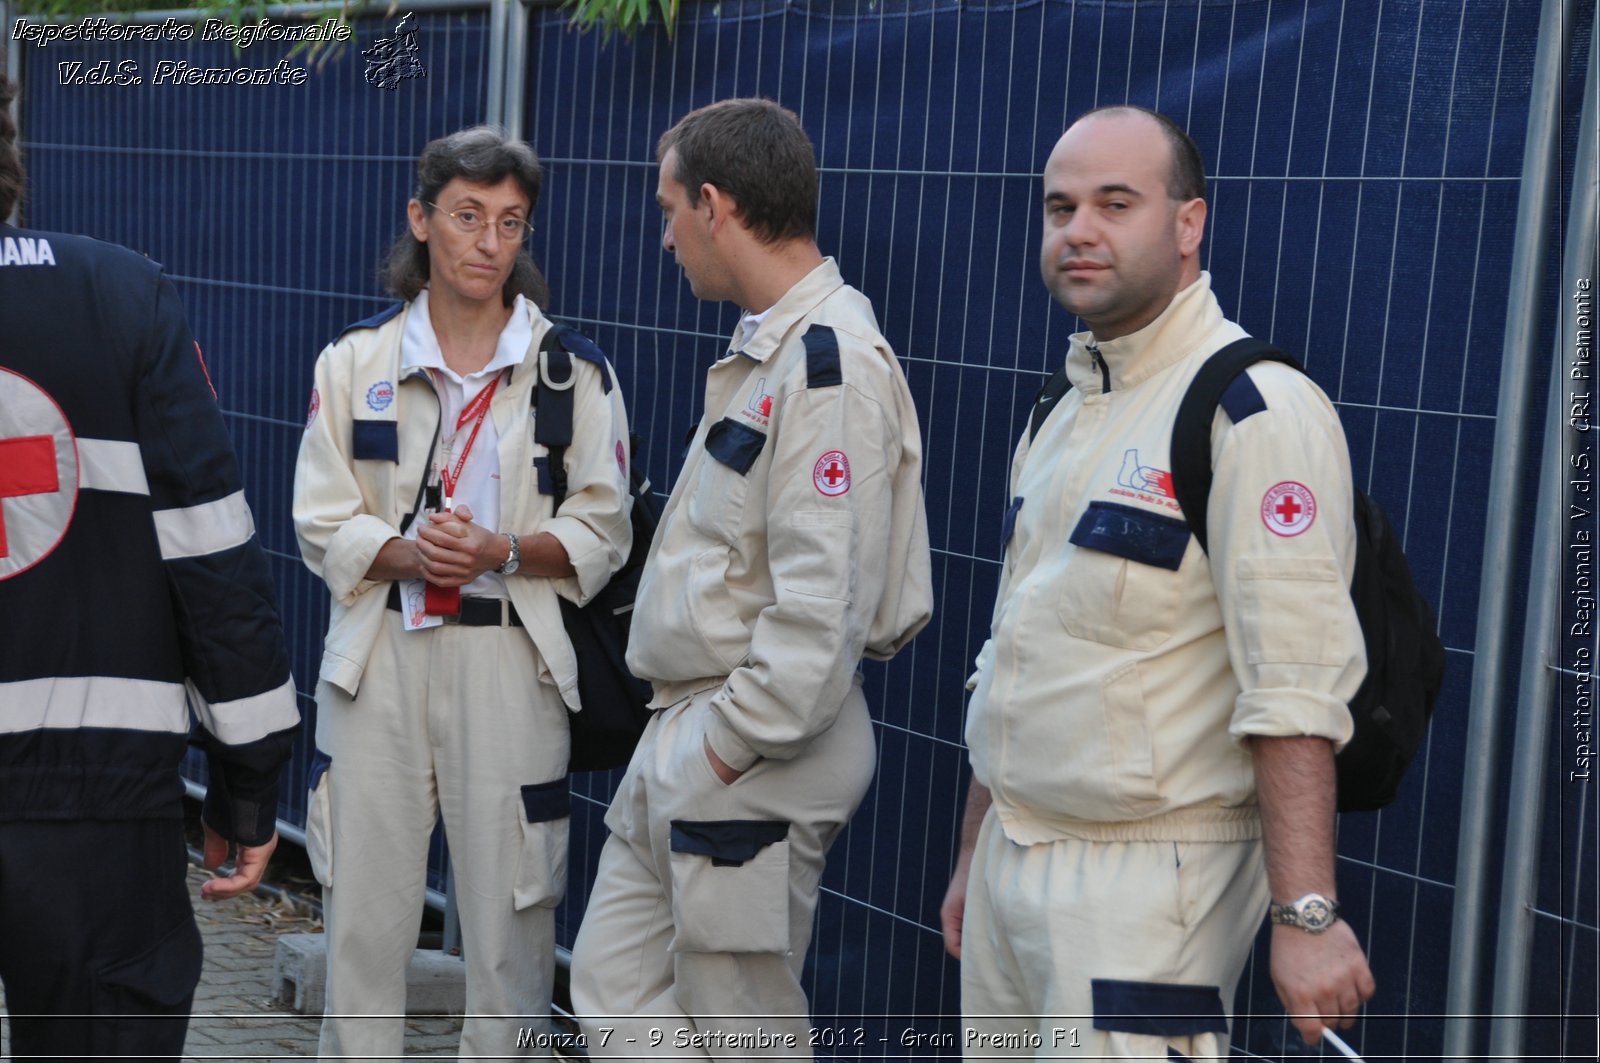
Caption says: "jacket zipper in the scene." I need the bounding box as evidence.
[1089,344,1111,393]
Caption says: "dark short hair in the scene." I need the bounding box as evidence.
[1073,104,1207,204]
[0,78,23,220]
[382,126,550,307]
[656,98,816,245]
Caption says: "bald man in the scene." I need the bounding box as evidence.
[941,106,1375,1059]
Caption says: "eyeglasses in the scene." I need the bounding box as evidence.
[425,202,536,241]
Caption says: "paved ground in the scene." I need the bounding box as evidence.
[1,863,466,1060]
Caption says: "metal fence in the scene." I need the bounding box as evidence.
[5,0,1594,1058]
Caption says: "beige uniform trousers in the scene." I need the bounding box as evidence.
[961,807,1268,1061]
[308,610,570,1061]
[569,685,875,1061]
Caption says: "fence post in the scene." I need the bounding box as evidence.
[1485,14,1598,1060]
[1443,0,1575,1055]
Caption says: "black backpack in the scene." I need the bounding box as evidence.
[534,327,660,773]
[1029,337,1445,812]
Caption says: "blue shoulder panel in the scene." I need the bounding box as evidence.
[802,325,843,389]
[552,326,614,393]
[1219,372,1267,424]
[352,420,399,462]
[334,302,405,342]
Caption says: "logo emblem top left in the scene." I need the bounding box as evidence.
[0,368,78,580]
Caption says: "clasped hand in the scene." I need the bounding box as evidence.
[414,504,505,585]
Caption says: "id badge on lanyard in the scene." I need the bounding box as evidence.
[413,370,502,621]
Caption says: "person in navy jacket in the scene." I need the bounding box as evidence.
[0,76,300,1061]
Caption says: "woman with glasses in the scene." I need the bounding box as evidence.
[292,127,633,1059]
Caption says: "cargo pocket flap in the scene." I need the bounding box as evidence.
[520,777,572,823]
[705,418,767,475]
[308,748,332,789]
[670,818,788,866]
[306,749,334,889]
[667,819,792,953]
[1001,496,1024,551]
[1069,501,1191,571]
[514,779,570,910]
[1090,979,1229,1036]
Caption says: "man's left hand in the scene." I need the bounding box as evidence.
[1270,920,1376,1044]
[200,824,279,901]
[704,735,748,785]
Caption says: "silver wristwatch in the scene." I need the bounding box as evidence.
[1269,892,1341,934]
[497,532,521,575]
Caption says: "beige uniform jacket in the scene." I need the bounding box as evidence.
[627,259,933,771]
[292,298,633,705]
[966,275,1366,844]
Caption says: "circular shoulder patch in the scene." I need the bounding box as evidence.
[615,439,628,477]
[813,450,851,496]
[0,368,79,581]
[306,387,321,429]
[366,380,395,412]
[1261,481,1317,537]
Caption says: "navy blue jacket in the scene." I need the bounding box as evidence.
[0,223,298,846]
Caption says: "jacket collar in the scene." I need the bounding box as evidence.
[400,289,537,383]
[719,257,846,366]
[1065,272,1226,394]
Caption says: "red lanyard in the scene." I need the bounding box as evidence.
[435,371,501,510]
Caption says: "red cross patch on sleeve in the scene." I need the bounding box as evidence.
[1261,481,1317,536]
[813,450,851,496]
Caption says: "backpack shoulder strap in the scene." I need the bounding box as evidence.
[1029,366,1073,442]
[535,327,577,507]
[1170,337,1301,555]
[534,324,626,510]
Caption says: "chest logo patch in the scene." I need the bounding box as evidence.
[1116,448,1175,499]
[1262,481,1317,536]
[366,380,395,412]
[740,376,773,427]
[813,450,851,496]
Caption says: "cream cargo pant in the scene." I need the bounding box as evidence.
[308,610,570,1061]
[961,807,1269,1061]
[570,685,876,1061]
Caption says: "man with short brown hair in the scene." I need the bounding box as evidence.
[571,97,933,1059]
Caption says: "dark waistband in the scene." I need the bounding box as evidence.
[385,583,523,627]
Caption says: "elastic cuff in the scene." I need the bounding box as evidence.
[201,786,279,849]
[324,514,403,603]
[540,515,611,604]
[704,709,762,773]
[1229,687,1355,750]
